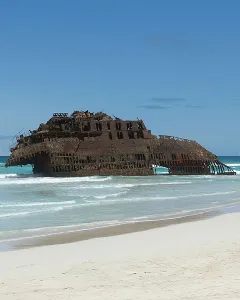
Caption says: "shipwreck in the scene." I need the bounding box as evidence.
[5,110,236,176]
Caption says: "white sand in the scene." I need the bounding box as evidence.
[0,213,240,300]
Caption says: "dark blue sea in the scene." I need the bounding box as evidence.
[0,155,240,247]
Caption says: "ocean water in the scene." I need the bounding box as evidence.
[0,156,240,246]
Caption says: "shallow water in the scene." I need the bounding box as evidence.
[0,156,240,245]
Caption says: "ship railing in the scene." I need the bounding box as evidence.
[158,135,196,143]
[9,130,30,151]
[53,113,69,117]
[16,131,30,140]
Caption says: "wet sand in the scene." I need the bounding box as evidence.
[15,211,217,250]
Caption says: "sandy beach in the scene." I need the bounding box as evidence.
[0,212,239,300]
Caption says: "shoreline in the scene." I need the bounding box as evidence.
[0,201,239,253]
[2,203,240,252]
[8,210,220,251]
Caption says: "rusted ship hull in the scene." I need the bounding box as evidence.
[5,110,236,176]
[6,133,236,176]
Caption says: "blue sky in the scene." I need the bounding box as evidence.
[0,0,240,155]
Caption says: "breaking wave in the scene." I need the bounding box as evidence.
[0,175,113,185]
[0,174,18,179]
[80,191,239,206]
[0,200,76,208]
[94,191,128,199]
[0,206,65,219]
[227,163,240,167]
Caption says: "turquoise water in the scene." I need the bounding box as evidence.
[0,156,240,246]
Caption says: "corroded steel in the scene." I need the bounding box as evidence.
[5,110,236,176]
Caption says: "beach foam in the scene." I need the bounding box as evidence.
[0,175,112,185]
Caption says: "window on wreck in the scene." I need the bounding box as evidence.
[126,122,133,130]
[117,131,123,139]
[109,132,113,140]
[107,122,111,130]
[128,131,134,139]
[87,156,92,163]
[96,123,102,131]
[134,153,145,161]
[116,122,122,130]
[181,153,187,160]
[137,131,144,138]
[138,121,144,130]
[83,123,90,131]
